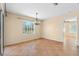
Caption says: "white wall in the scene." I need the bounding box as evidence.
[43,16,64,42]
[42,10,79,46]
[5,10,79,46]
[5,12,42,45]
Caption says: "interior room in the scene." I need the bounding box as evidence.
[0,3,79,56]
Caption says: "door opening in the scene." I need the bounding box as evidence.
[64,17,77,50]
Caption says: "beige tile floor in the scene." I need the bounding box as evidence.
[4,39,79,56]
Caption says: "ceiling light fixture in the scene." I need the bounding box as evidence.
[35,12,40,25]
[53,3,58,6]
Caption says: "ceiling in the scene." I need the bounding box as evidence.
[6,3,79,20]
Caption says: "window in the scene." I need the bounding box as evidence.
[23,20,34,34]
[70,22,77,33]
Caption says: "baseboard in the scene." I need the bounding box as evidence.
[5,38,42,47]
[5,37,63,47]
[42,38,63,44]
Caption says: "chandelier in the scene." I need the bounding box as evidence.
[35,12,40,25]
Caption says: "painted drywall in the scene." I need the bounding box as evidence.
[42,10,79,46]
[43,16,64,42]
[5,12,42,45]
[5,9,79,46]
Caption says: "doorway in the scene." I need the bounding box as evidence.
[64,17,77,50]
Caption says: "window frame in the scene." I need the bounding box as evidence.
[23,20,35,35]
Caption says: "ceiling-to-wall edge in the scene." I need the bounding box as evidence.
[6,11,44,21]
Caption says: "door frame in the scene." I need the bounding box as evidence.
[63,16,78,47]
